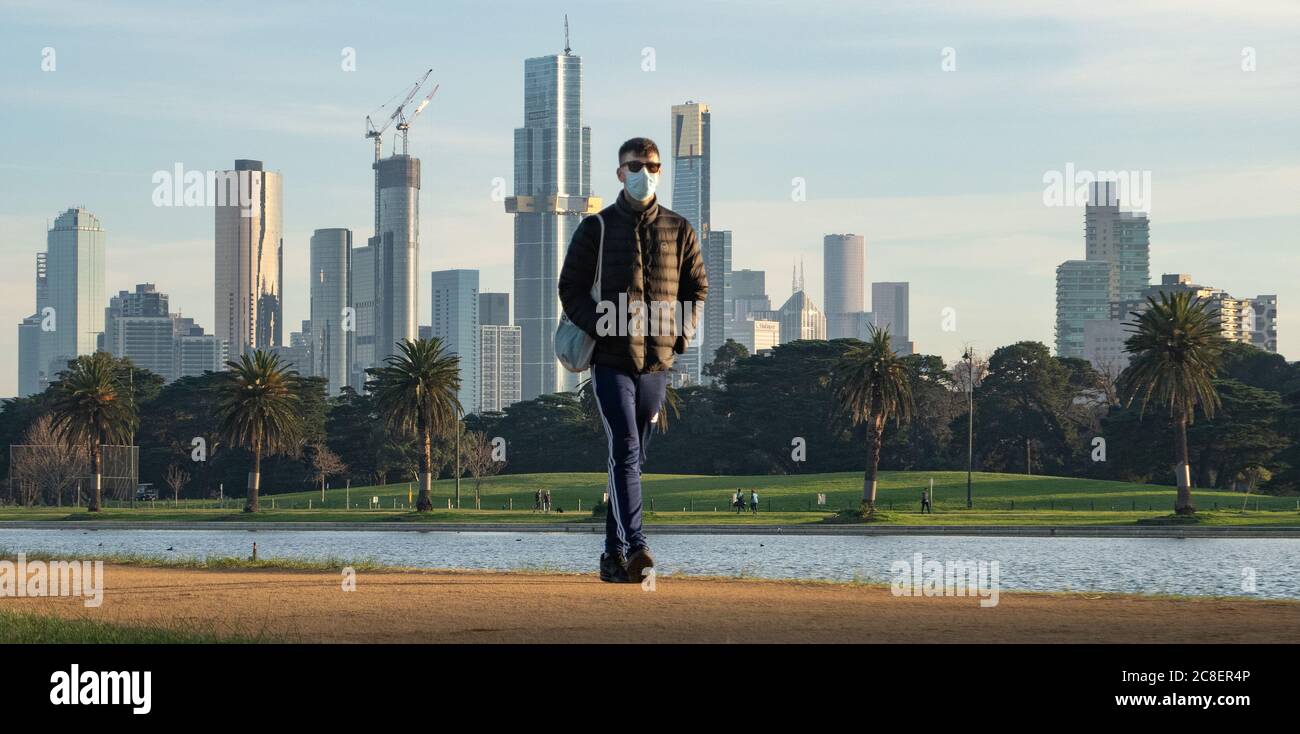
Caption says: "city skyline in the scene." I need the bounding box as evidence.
[2,1,1298,397]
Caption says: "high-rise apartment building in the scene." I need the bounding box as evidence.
[1055,260,1112,359]
[1085,181,1150,309]
[103,283,174,381]
[480,323,523,413]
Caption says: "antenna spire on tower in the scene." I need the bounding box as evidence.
[564,14,571,54]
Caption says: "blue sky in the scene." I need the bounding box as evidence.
[1,0,1298,396]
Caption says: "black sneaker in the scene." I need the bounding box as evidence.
[625,546,655,584]
[599,552,629,583]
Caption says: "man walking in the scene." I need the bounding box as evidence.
[559,137,708,584]
[750,489,759,515]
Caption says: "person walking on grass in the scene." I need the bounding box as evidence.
[750,489,759,515]
[920,488,932,514]
[559,136,708,584]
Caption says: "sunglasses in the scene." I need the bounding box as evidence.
[622,160,662,174]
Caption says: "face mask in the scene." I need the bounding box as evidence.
[624,168,658,201]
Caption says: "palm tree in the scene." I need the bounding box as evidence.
[216,350,303,513]
[366,338,461,512]
[48,352,137,512]
[833,326,914,513]
[1118,291,1225,515]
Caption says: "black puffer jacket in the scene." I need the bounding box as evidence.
[558,192,708,374]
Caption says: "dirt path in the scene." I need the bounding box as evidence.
[4,565,1299,643]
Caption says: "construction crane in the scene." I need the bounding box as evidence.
[396,82,439,155]
[364,68,436,162]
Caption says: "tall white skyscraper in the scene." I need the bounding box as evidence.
[506,38,600,400]
[310,228,352,396]
[824,233,866,339]
[214,160,283,355]
[42,207,106,380]
[430,269,479,412]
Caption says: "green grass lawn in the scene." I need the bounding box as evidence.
[2,470,1296,526]
[0,609,271,643]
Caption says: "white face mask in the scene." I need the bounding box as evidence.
[624,167,659,201]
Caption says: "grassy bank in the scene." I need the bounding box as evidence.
[0,609,272,643]
[1,470,1295,526]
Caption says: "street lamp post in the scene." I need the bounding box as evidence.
[964,348,974,510]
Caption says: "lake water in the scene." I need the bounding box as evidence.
[1,528,1297,599]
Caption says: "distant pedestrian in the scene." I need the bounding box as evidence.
[920,488,932,514]
[749,490,759,515]
[534,489,542,513]
[733,490,743,514]
[544,489,552,513]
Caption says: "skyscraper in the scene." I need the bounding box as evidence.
[671,101,711,239]
[730,269,770,324]
[103,284,174,381]
[824,234,866,339]
[480,323,522,413]
[871,282,912,355]
[351,243,375,390]
[1054,260,1111,359]
[42,207,106,380]
[506,37,600,400]
[430,269,479,412]
[369,155,420,364]
[700,229,731,371]
[214,160,283,355]
[479,292,511,327]
[17,314,43,397]
[310,228,352,396]
[1085,181,1150,309]
[173,319,226,379]
[671,101,712,383]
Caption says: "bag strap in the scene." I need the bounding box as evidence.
[591,214,605,296]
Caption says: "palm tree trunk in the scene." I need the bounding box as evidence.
[416,424,433,512]
[862,413,884,511]
[88,440,102,512]
[1173,411,1195,515]
[245,445,262,513]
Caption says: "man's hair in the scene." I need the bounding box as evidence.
[618,137,660,161]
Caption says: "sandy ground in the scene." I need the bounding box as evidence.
[4,564,1299,643]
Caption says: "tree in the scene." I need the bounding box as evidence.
[9,414,87,506]
[1118,292,1226,515]
[461,430,502,509]
[366,338,461,512]
[164,463,189,503]
[972,342,1081,476]
[306,442,347,501]
[215,351,304,513]
[47,352,137,512]
[703,339,749,384]
[833,326,914,512]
